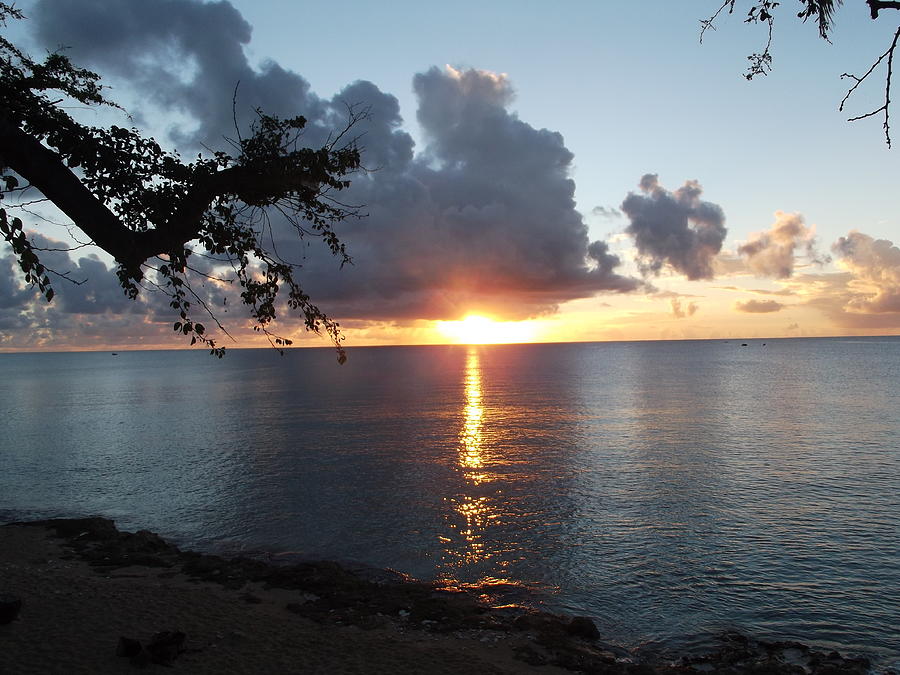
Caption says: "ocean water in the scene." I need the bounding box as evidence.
[1,337,898,666]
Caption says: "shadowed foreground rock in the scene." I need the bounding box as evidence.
[0,593,22,624]
[9,517,891,674]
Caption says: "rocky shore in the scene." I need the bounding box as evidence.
[0,518,889,674]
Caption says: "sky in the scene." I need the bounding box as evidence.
[1,0,898,351]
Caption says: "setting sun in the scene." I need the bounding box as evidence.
[436,315,538,344]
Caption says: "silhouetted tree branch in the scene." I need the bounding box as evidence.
[702,0,899,146]
[0,4,363,358]
[841,24,900,145]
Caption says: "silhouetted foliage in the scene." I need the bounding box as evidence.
[702,0,900,146]
[0,4,363,358]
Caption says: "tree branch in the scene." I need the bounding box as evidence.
[0,113,323,276]
[841,25,900,147]
[0,114,138,265]
[868,0,900,19]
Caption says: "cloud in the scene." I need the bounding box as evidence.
[738,211,828,278]
[31,0,331,150]
[26,1,640,332]
[591,206,622,219]
[620,174,727,280]
[0,253,35,309]
[713,285,796,296]
[734,299,785,313]
[23,234,148,316]
[652,290,701,299]
[296,66,640,320]
[670,298,698,318]
[832,231,900,314]
[0,238,159,348]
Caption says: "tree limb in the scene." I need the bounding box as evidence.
[868,0,900,19]
[0,113,322,276]
[0,114,137,264]
[841,25,900,147]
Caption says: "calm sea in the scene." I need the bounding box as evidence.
[1,338,898,666]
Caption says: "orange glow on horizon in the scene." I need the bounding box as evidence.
[436,315,538,345]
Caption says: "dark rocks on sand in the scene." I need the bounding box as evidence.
[567,615,601,640]
[0,594,22,624]
[115,636,142,658]
[17,517,179,570]
[145,630,186,664]
[675,632,874,674]
[116,631,186,666]
[19,519,888,675]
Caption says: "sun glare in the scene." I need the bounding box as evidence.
[436,315,537,345]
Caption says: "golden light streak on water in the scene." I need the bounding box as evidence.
[443,347,497,569]
[460,348,485,478]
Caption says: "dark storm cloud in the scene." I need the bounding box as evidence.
[0,237,163,348]
[0,233,235,348]
[293,66,639,320]
[0,253,34,309]
[621,174,727,281]
[22,234,144,315]
[31,0,329,150]
[26,3,641,325]
[734,299,785,313]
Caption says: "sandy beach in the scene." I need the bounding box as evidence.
[0,520,882,674]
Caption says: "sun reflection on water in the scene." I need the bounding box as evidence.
[442,347,497,572]
[460,348,486,481]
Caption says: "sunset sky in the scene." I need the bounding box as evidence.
[2,0,899,351]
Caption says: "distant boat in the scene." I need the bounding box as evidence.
[741,343,748,346]
[111,353,118,356]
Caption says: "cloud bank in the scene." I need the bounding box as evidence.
[25,0,639,329]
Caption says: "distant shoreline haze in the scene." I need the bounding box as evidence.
[1,331,899,355]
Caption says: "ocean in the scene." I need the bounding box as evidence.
[1,337,898,666]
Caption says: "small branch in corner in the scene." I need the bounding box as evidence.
[840,25,900,148]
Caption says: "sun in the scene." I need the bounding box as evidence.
[436,315,537,345]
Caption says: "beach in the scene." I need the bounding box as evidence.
[0,520,580,674]
[0,519,882,674]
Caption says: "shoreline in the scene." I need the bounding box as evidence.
[0,518,889,674]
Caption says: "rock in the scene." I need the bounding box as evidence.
[42,516,120,540]
[566,615,601,640]
[0,594,22,624]
[115,636,143,658]
[130,530,169,552]
[145,630,185,664]
[220,629,247,645]
[512,610,565,633]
